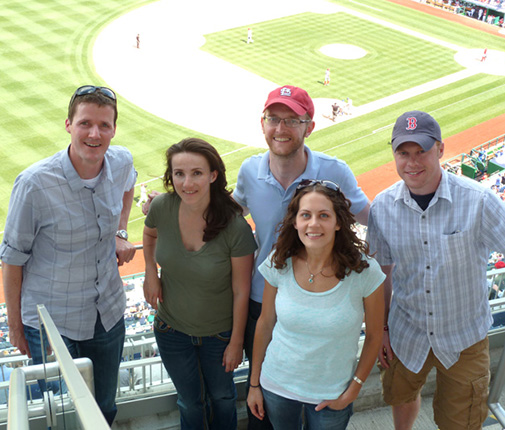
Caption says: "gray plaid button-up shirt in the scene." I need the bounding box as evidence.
[0,145,136,340]
[367,169,505,372]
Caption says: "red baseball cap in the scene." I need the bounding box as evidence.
[263,86,314,119]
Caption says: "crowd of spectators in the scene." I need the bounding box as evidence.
[123,276,155,336]
[488,252,505,299]
[472,146,505,200]
[458,0,504,25]
[464,2,505,26]
[422,0,505,25]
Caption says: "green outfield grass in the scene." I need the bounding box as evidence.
[203,11,464,102]
[1,0,505,243]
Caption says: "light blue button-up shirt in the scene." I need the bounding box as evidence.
[0,145,136,340]
[367,169,505,372]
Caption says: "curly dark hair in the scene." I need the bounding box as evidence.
[271,184,370,279]
[163,137,242,242]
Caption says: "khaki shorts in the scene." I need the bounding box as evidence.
[380,337,490,430]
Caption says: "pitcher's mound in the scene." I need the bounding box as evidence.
[319,44,367,60]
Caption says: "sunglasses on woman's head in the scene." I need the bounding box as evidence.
[295,179,341,196]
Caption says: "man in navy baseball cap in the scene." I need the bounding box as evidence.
[367,109,503,430]
[388,110,445,196]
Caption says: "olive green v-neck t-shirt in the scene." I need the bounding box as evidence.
[145,193,257,336]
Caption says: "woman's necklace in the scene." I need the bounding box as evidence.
[305,259,332,283]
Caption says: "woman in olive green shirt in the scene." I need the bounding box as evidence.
[143,138,257,430]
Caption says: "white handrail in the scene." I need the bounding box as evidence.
[36,304,110,429]
[7,368,28,430]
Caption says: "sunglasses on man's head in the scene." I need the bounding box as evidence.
[69,85,116,106]
[295,179,341,196]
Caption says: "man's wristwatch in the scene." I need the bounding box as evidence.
[116,230,128,240]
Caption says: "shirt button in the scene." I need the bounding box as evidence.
[424,241,428,245]
[97,214,100,219]
[430,332,433,335]
[421,215,426,219]
[97,260,100,264]
[96,281,99,286]
[426,290,431,293]
[429,312,433,315]
[426,266,430,269]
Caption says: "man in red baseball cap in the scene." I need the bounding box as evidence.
[234,85,370,429]
[257,86,316,163]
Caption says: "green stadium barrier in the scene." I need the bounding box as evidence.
[461,161,477,179]
[488,159,505,176]
[442,134,505,179]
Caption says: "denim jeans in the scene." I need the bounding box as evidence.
[22,326,65,395]
[262,388,353,430]
[244,300,274,430]
[153,315,237,430]
[24,313,125,426]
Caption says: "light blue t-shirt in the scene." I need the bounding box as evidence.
[234,146,368,302]
[258,253,385,402]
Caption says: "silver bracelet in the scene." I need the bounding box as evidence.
[353,375,364,386]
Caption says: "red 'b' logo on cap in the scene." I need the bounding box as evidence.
[406,117,417,130]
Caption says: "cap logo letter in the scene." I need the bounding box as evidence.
[280,87,292,97]
[406,117,417,130]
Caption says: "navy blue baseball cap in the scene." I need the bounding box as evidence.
[391,111,442,152]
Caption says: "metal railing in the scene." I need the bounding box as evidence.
[7,305,109,429]
[7,359,94,429]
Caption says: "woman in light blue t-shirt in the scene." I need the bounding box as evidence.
[247,179,385,430]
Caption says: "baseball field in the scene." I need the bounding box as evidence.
[1,0,505,245]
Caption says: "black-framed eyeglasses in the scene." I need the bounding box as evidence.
[295,179,341,195]
[69,85,116,106]
[263,116,311,129]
